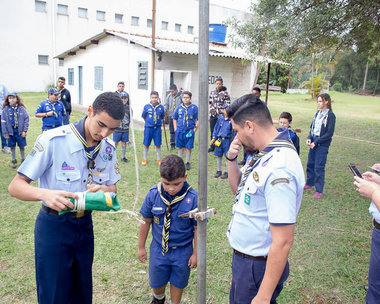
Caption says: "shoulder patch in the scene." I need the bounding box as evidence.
[105,137,116,148]
[271,178,290,186]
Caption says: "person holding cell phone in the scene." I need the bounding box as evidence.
[304,93,336,200]
[354,163,380,304]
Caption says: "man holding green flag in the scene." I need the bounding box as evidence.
[8,92,125,304]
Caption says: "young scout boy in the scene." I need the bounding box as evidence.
[138,155,198,304]
[113,91,131,162]
[172,91,198,171]
[141,91,165,166]
[210,103,234,179]
[278,111,300,154]
[35,87,66,132]
[8,92,125,304]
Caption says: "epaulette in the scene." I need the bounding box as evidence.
[104,137,116,148]
[42,126,70,140]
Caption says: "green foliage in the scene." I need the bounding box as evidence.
[301,73,329,97]
[257,64,290,92]
[331,82,342,92]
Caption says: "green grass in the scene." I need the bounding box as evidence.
[0,92,379,303]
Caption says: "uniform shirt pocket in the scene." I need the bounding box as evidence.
[151,207,165,225]
[55,170,81,191]
[92,172,110,184]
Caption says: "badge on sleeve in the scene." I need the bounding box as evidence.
[253,171,259,182]
[114,162,120,174]
[154,216,160,224]
[244,194,251,205]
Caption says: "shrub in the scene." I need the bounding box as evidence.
[332,82,342,92]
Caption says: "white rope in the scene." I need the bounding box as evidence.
[75,192,86,211]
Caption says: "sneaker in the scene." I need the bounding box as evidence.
[141,159,147,166]
[214,171,222,178]
[185,162,191,170]
[11,159,17,169]
[151,296,165,304]
[221,172,228,179]
[2,147,11,154]
[157,159,162,165]
[121,157,129,163]
[312,192,323,200]
[304,185,313,191]
[208,147,214,153]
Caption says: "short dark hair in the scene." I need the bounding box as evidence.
[227,94,272,127]
[182,91,192,98]
[279,111,292,122]
[92,92,125,120]
[58,76,65,81]
[150,90,159,97]
[252,86,261,93]
[118,81,125,86]
[215,77,223,83]
[169,84,177,90]
[160,155,186,181]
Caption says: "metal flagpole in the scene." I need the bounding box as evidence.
[197,0,209,303]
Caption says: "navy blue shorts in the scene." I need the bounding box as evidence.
[35,208,94,304]
[113,131,129,143]
[175,130,195,150]
[367,226,380,303]
[229,251,289,304]
[7,128,27,148]
[214,138,230,157]
[143,127,162,147]
[149,242,193,289]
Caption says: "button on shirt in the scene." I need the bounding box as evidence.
[142,103,165,128]
[140,182,198,248]
[18,118,121,206]
[227,143,305,256]
[172,104,198,132]
[35,99,66,129]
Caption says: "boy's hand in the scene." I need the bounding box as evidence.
[5,136,9,140]
[138,248,147,263]
[21,132,26,138]
[309,142,315,149]
[87,184,102,192]
[306,139,311,146]
[210,139,215,146]
[188,254,197,268]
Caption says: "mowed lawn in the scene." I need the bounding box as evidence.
[0,91,379,303]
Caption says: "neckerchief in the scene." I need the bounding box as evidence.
[151,102,160,124]
[47,100,58,118]
[56,87,63,101]
[11,105,18,127]
[234,130,296,204]
[70,117,102,185]
[181,103,191,127]
[157,181,192,255]
[172,95,177,112]
[312,109,329,137]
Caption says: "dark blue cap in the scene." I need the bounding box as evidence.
[8,92,18,97]
[48,88,59,95]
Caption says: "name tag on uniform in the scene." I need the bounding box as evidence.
[244,194,251,205]
[152,207,163,211]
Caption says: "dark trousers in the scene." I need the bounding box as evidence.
[63,111,71,125]
[229,252,289,304]
[169,117,175,147]
[0,114,7,148]
[34,209,94,304]
[367,227,380,304]
[209,115,218,141]
[306,144,329,193]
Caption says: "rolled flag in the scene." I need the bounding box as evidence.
[59,191,120,215]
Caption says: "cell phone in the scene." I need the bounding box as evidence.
[348,164,362,178]
[369,166,380,173]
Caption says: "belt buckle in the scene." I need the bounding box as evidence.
[76,211,85,218]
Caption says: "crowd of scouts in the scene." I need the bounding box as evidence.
[1,75,379,304]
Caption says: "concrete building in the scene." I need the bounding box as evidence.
[0,0,250,92]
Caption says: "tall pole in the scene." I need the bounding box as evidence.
[197,0,209,303]
[151,0,156,90]
[265,62,271,105]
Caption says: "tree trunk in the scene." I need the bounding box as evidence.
[374,68,379,95]
[311,52,315,99]
[362,60,369,92]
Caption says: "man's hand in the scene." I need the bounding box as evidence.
[46,111,54,117]
[188,254,197,268]
[138,248,147,263]
[43,190,77,212]
[227,136,242,160]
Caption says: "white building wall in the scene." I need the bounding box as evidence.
[0,0,248,92]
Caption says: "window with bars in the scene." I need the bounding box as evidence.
[188,26,194,35]
[68,68,74,85]
[35,1,46,12]
[57,4,68,15]
[96,10,105,21]
[162,21,168,30]
[131,16,139,26]
[78,7,88,18]
[138,62,148,90]
[38,55,49,65]
[175,23,182,32]
[94,66,103,90]
[115,13,123,23]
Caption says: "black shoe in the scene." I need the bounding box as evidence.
[238,159,246,166]
[121,157,129,163]
[214,171,222,178]
[208,147,214,153]
[11,159,17,169]
[221,172,228,179]
[170,145,176,151]
[185,162,191,170]
[151,296,165,304]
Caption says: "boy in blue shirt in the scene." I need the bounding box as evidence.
[278,112,300,154]
[142,91,165,166]
[138,155,198,304]
[35,88,66,132]
[172,91,198,171]
[210,104,234,179]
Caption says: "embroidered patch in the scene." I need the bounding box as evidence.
[105,146,112,154]
[114,162,120,174]
[61,161,75,170]
[186,198,192,204]
[35,142,44,152]
[271,178,290,186]
[96,167,106,172]
[253,171,259,182]
[29,149,37,157]
[154,216,160,224]
[244,193,251,205]
[102,153,112,161]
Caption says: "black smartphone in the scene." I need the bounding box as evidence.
[348,164,362,178]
